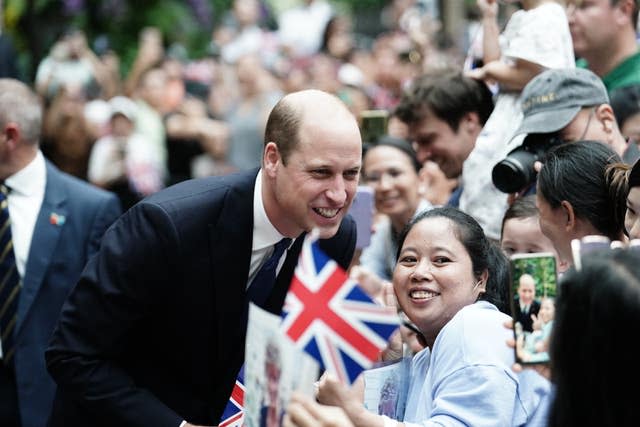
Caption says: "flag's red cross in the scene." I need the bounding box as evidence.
[219,380,245,427]
[285,266,380,362]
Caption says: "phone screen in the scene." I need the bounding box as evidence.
[509,252,557,365]
[360,110,389,145]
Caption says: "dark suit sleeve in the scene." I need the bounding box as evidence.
[85,193,122,257]
[319,213,357,270]
[45,201,184,427]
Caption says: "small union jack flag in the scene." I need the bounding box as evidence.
[219,365,245,427]
[281,232,399,384]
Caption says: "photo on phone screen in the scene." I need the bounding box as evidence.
[509,252,557,365]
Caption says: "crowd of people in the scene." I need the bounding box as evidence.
[2,0,640,426]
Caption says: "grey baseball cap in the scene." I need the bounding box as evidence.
[512,68,610,139]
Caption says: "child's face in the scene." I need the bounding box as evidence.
[539,299,555,323]
[111,114,134,138]
[501,217,557,257]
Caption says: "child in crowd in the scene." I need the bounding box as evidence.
[462,0,574,240]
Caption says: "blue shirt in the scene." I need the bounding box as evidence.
[402,302,550,426]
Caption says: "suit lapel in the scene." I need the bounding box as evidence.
[17,163,66,334]
[210,170,256,368]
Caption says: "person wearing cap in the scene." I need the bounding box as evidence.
[567,0,640,94]
[509,67,640,167]
[88,96,164,210]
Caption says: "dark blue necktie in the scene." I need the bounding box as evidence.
[0,184,21,365]
[247,238,292,307]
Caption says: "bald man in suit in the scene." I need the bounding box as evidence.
[46,89,362,427]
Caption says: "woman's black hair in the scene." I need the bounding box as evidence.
[363,135,422,173]
[549,248,640,426]
[537,140,627,241]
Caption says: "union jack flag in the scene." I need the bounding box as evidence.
[281,233,399,384]
[219,365,245,427]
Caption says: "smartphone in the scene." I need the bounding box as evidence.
[509,252,558,365]
[360,110,389,145]
[348,186,374,250]
[570,235,611,271]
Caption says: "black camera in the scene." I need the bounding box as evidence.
[492,133,562,194]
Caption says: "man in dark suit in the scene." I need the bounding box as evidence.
[0,79,121,427]
[45,89,362,427]
[513,273,541,333]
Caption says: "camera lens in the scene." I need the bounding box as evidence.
[492,149,537,193]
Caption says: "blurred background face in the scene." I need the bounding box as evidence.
[621,112,640,142]
[501,217,558,256]
[502,215,568,273]
[539,298,555,323]
[625,186,640,239]
[110,114,134,138]
[139,68,167,111]
[234,0,260,27]
[363,145,421,226]
[408,111,474,179]
[567,0,619,58]
[517,276,536,306]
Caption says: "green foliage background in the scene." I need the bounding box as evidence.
[3,0,390,82]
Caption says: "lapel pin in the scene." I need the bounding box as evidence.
[50,212,66,226]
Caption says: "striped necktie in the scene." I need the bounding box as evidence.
[0,184,21,365]
[247,238,292,307]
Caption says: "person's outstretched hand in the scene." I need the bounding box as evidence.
[283,391,354,427]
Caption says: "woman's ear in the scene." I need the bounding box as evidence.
[560,200,576,231]
[475,269,489,294]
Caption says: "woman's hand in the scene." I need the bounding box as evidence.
[504,320,551,380]
[284,391,354,427]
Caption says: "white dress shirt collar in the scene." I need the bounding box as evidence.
[252,170,290,251]
[6,150,46,196]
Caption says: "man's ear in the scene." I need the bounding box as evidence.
[461,112,480,134]
[560,200,576,231]
[262,141,281,177]
[595,104,616,133]
[614,0,636,26]
[2,123,20,149]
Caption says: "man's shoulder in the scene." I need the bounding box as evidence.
[147,169,258,204]
[47,162,118,204]
[603,50,640,92]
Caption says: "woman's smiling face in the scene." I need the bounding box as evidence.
[393,216,483,346]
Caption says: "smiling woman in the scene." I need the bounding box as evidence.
[357,136,431,283]
[315,207,551,427]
